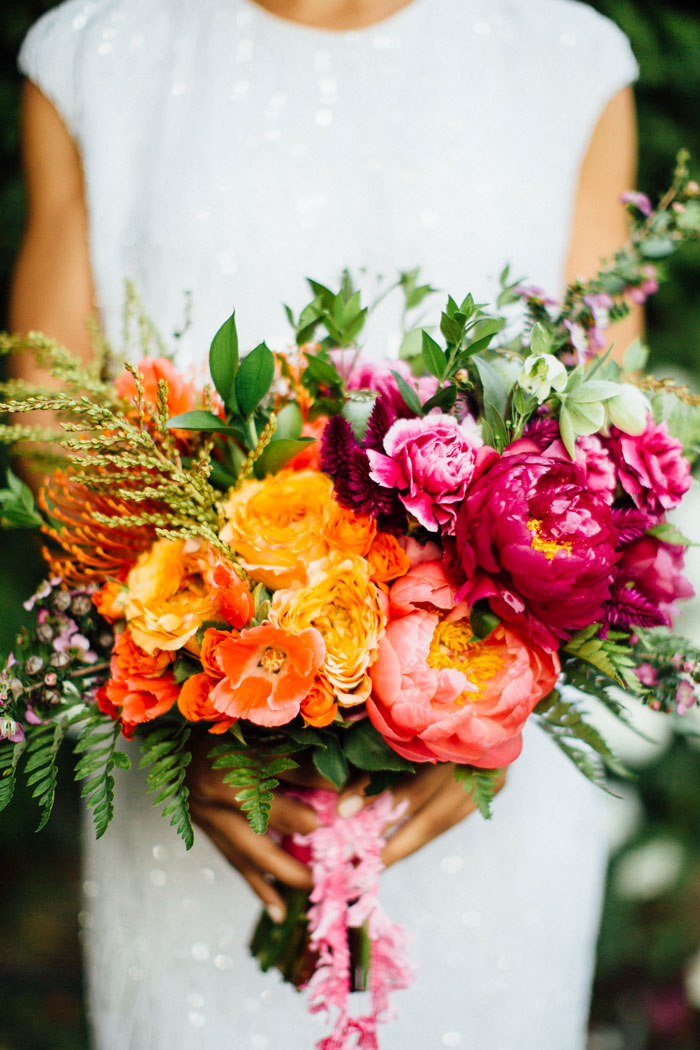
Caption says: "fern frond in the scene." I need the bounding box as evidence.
[208,738,299,835]
[535,688,631,786]
[452,766,503,819]
[138,723,193,849]
[23,715,75,831]
[0,738,27,812]
[564,627,642,693]
[74,711,131,839]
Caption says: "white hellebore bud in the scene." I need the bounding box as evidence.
[518,353,568,403]
[605,383,650,435]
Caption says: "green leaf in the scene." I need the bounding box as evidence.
[453,766,502,819]
[23,717,73,831]
[312,736,349,790]
[253,437,315,477]
[274,402,304,441]
[0,737,26,812]
[390,370,423,416]
[639,237,675,259]
[530,322,553,356]
[364,769,408,796]
[342,719,416,773]
[648,522,695,547]
[421,385,457,414]
[139,723,194,849]
[473,356,511,418]
[469,600,500,639]
[209,311,239,409]
[421,331,447,379]
[209,737,300,835]
[302,353,343,389]
[235,343,276,418]
[166,409,242,438]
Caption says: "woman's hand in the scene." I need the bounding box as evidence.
[187,731,506,919]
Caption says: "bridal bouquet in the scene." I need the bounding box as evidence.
[2,152,700,1048]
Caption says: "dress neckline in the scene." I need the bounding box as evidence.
[238,0,427,37]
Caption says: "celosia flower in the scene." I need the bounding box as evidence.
[270,550,386,706]
[208,623,326,727]
[219,470,333,589]
[177,672,236,734]
[455,439,619,650]
[96,629,179,737]
[606,419,691,517]
[368,606,559,767]
[368,413,482,533]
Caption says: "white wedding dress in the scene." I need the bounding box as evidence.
[20,2,638,1047]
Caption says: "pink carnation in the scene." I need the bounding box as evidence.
[607,419,691,517]
[454,439,619,650]
[367,414,482,534]
[368,592,559,767]
[618,534,694,626]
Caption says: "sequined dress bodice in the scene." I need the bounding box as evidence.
[19,2,637,1047]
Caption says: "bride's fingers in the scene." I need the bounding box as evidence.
[382,771,507,867]
[190,799,314,895]
[195,813,289,918]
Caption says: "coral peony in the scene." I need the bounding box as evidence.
[368,609,559,767]
[367,413,482,533]
[219,470,332,589]
[270,550,386,706]
[96,628,179,737]
[455,439,619,650]
[208,623,325,727]
[606,419,691,518]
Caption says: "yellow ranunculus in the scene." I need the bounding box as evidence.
[269,550,386,706]
[219,470,333,590]
[122,538,222,653]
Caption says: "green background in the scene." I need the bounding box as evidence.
[1,3,700,1049]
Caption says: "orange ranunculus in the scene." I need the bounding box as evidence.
[287,417,328,472]
[270,550,386,707]
[177,672,236,734]
[93,579,128,622]
[208,623,326,727]
[199,626,236,677]
[209,560,255,628]
[367,532,411,588]
[321,502,377,557]
[122,537,226,653]
[96,628,179,738]
[300,675,338,727]
[116,357,197,420]
[219,470,333,589]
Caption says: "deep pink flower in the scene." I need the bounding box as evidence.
[330,351,438,418]
[627,263,659,305]
[620,190,653,217]
[575,434,617,503]
[617,534,694,625]
[454,439,619,650]
[675,680,696,715]
[367,414,482,534]
[607,419,691,517]
[635,663,658,687]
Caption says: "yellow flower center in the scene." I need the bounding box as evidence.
[427,619,504,701]
[259,646,287,674]
[527,518,572,561]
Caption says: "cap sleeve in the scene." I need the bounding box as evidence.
[17,0,91,144]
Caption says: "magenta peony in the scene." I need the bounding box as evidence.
[617,533,694,626]
[330,351,437,418]
[606,418,691,518]
[454,439,619,650]
[575,434,617,503]
[367,413,482,533]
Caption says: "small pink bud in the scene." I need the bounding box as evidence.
[686,180,699,197]
[672,202,686,214]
